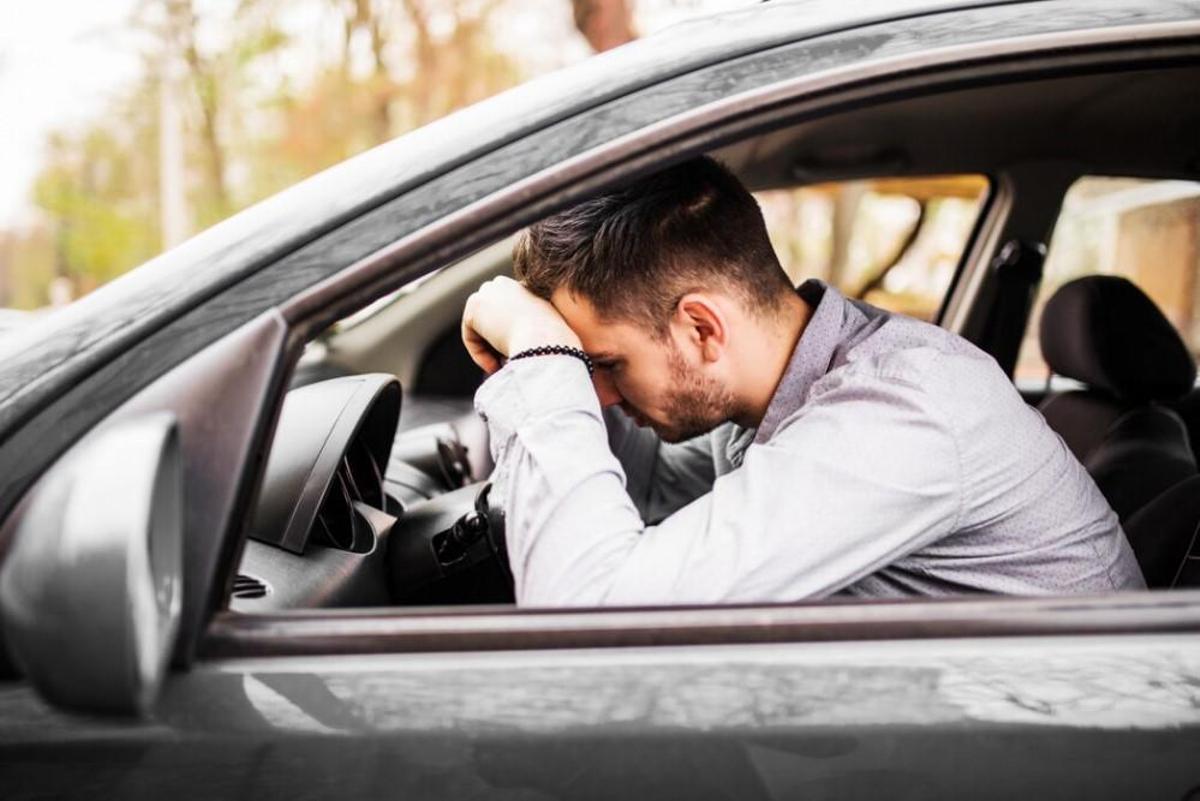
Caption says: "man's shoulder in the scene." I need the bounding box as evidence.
[759,299,1020,446]
[834,312,996,390]
[780,312,1026,445]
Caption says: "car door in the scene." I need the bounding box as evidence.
[3,3,1200,800]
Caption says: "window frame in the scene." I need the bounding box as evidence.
[201,591,1200,660]
[191,25,1200,662]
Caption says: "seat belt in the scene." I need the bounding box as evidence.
[978,239,1046,377]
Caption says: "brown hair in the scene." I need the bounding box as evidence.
[514,156,793,335]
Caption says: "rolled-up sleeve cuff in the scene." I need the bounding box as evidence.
[474,356,601,445]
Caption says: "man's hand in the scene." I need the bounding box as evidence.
[462,277,583,374]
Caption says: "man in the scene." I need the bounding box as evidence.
[461,156,1145,606]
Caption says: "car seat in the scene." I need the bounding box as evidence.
[1122,474,1200,588]
[1038,275,1197,522]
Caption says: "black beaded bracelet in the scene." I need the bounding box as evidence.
[508,344,594,376]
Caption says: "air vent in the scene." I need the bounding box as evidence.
[232,574,269,599]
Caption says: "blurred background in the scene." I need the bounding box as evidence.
[2,1,1197,389]
[0,0,754,313]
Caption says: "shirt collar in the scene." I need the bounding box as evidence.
[753,279,849,444]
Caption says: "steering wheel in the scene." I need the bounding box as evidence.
[387,481,514,604]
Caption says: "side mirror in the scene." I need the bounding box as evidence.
[0,414,183,716]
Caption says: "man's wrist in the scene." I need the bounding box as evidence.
[475,348,604,438]
[509,344,594,375]
[507,327,582,355]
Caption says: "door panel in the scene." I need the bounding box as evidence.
[3,634,1199,799]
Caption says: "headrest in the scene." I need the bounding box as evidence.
[1040,275,1195,402]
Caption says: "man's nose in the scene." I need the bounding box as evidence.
[592,369,623,407]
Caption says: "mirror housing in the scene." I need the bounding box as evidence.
[0,414,183,716]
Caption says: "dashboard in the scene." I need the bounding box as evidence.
[231,374,512,611]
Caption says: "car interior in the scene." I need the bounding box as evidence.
[229,61,1200,615]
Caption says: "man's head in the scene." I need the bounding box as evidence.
[514,157,800,442]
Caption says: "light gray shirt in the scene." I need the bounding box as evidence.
[475,280,1146,606]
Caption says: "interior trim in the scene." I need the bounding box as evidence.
[202,590,1200,659]
[942,171,1017,331]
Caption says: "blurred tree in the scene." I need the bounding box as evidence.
[257,0,521,196]
[17,0,283,301]
[330,0,395,144]
[139,0,290,227]
[164,0,231,217]
[0,227,56,309]
[12,0,546,307]
[31,121,162,303]
[571,0,635,52]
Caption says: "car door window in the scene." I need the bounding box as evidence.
[756,175,989,322]
[1015,176,1200,389]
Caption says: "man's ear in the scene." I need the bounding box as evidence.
[673,293,727,363]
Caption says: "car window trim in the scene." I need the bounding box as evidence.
[202,590,1200,660]
[938,173,1011,328]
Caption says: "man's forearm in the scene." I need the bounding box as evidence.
[476,357,645,605]
[602,407,660,519]
[603,407,719,523]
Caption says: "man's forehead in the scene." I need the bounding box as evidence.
[550,286,646,355]
[549,286,595,316]
[551,287,609,331]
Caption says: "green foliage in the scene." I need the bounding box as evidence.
[233,27,289,69]
[30,126,162,298]
[8,0,532,308]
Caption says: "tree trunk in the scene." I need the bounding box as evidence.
[354,0,393,144]
[571,0,635,53]
[158,52,190,248]
[166,0,230,214]
[401,0,438,125]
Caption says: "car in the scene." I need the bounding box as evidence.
[2,0,1200,798]
[0,309,32,337]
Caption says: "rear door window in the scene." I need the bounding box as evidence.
[1016,176,1200,389]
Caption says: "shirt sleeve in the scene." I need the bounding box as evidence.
[475,355,962,606]
[602,407,717,523]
